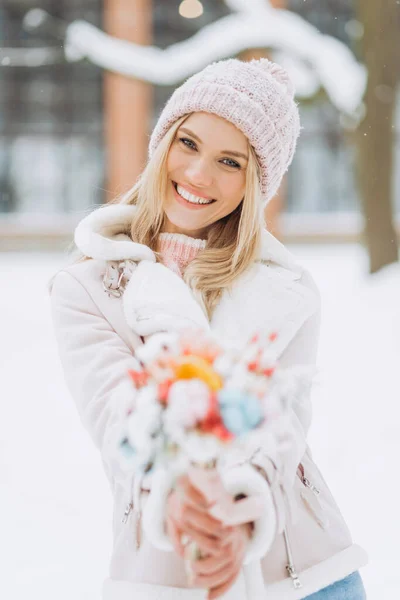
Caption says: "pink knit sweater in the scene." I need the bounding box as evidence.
[157,233,206,277]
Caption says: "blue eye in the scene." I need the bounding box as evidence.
[179,137,197,150]
[178,137,241,169]
[222,158,241,169]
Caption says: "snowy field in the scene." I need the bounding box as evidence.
[0,245,399,599]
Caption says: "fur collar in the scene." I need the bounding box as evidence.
[74,204,301,277]
[74,205,318,357]
[75,205,156,263]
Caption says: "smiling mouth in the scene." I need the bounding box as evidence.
[173,182,216,205]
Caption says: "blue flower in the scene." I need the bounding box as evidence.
[218,389,263,436]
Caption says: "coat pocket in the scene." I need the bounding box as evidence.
[297,463,330,530]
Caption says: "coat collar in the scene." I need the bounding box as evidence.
[74,204,301,278]
[74,205,318,357]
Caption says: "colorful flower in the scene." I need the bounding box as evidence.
[128,369,149,388]
[175,356,222,391]
[218,389,263,436]
[165,379,210,429]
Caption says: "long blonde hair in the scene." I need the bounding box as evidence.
[108,114,263,318]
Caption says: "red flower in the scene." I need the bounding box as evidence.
[209,423,233,441]
[158,379,173,405]
[269,332,278,342]
[248,349,262,372]
[128,369,149,388]
[248,360,259,372]
[198,393,233,441]
[262,367,275,377]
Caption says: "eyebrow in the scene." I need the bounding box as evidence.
[178,127,249,161]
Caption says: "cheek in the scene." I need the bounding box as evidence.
[167,146,185,175]
[219,173,246,205]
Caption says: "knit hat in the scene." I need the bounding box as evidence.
[149,58,300,205]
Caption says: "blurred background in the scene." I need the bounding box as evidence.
[0,1,399,599]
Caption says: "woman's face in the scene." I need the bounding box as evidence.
[163,112,249,238]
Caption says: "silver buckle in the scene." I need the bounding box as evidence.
[103,260,134,298]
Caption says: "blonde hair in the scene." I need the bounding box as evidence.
[91,114,264,318]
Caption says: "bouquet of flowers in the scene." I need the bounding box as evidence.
[117,328,313,503]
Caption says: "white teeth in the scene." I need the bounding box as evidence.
[176,184,213,205]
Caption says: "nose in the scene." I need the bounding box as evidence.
[184,156,213,188]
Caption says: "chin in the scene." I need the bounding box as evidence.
[163,205,210,235]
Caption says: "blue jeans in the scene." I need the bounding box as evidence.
[302,572,366,599]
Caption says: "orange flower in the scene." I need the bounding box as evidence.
[174,356,222,391]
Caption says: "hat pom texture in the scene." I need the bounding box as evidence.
[149,58,300,205]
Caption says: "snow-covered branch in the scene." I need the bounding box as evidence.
[23,1,366,114]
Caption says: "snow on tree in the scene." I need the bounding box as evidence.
[23,0,366,116]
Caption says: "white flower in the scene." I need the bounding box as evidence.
[213,353,236,377]
[241,342,260,364]
[135,383,158,409]
[127,397,162,454]
[259,348,278,370]
[224,364,249,391]
[135,332,179,366]
[181,432,223,464]
[165,379,210,429]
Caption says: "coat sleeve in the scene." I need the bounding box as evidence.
[50,269,142,492]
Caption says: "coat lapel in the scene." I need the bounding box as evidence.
[74,205,319,357]
[212,261,318,357]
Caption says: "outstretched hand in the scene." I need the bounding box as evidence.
[190,521,251,600]
[166,473,252,599]
[166,474,227,558]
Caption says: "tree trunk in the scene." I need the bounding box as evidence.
[104,0,153,201]
[355,0,399,273]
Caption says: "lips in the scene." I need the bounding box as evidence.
[173,182,216,204]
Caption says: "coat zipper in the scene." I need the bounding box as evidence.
[122,501,141,550]
[283,527,302,589]
[122,501,133,524]
[298,463,320,496]
[297,462,329,530]
[282,463,323,589]
[122,473,145,550]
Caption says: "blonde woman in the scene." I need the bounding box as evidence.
[50,59,368,600]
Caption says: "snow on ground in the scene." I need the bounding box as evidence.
[0,245,398,599]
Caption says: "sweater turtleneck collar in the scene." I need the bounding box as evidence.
[156,232,207,277]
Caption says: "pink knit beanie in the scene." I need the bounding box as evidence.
[149,58,300,205]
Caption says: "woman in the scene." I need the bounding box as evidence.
[50,58,368,600]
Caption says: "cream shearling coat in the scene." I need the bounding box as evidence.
[50,205,368,600]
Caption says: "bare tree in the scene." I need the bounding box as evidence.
[356,0,399,273]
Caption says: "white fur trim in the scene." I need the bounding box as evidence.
[262,544,368,599]
[74,205,156,262]
[74,204,301,270]
[219,464,277,565]
[142,469,175,552]
[102,545,368,600]
[102,576,247,599]
[142,463,277,561]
